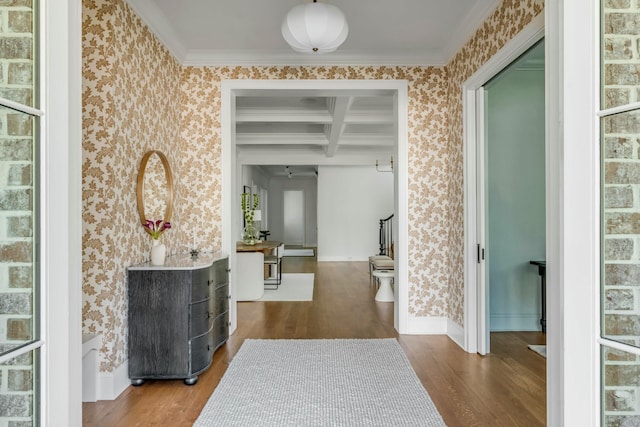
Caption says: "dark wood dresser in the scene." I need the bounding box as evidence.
[127,253,229,385]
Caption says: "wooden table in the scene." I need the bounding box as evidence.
[236,240,280,254]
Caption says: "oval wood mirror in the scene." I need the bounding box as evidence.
[136,150,174,225]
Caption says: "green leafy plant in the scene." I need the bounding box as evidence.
[241,192,259,224]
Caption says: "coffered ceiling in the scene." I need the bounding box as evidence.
[125,1,502,175]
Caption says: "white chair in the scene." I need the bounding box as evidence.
[264,243,285,289]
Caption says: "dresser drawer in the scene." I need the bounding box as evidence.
[212,311,229,350]
[210,257,229,288]
[209,284,229,316]
[190,299,211,338]
[190,326,214,375]
[191,267,211,302]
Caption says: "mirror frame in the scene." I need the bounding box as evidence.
[136,150,174,225]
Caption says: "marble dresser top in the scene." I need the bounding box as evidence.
[128,252,228,271]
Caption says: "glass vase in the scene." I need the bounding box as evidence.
[242,222,259,245]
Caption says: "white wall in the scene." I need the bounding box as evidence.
[486,53,546,331]
[317,166,394,261]
[268,176,318,246]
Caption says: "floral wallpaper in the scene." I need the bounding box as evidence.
[444,0,544,325]
[179,66,452,320]
[82,0,181,371]
[82,0,544,373]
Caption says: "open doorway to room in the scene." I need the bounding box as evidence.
[222,80,409,335]
[481,40,546,353]
[463,28,547,424]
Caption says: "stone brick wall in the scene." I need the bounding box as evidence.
[0,0,35,426]
[603,1,640,425]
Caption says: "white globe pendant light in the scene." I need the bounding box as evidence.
[282,0,348,54]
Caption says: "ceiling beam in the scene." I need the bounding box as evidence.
[236,133,328,145]
[235,109,332,124]
[325,96,352,158]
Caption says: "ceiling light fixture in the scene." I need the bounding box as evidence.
[281,0,349,54]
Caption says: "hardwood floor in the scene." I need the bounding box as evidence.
[83,255,546,426]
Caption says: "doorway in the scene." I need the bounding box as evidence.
[222,80,409,334]
[283,190,305,246]
[481,41,546,353]
[462,16,545,355]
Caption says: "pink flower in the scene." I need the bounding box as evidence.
[144,219,171,240]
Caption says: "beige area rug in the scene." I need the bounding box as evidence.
[194,339,446,427]
[528,344,547,358]
[258,273,314,301]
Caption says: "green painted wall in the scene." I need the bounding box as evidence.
[486,43,545,331]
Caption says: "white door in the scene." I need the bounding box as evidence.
[283,190,305,245]
[476,87,490,355]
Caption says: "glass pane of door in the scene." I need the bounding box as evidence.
[0,349,39,425]
[0,1,36,108]
[601,2,640,426]
[602,345,640,425]
[602,1,640,110]
[0,105,37,356]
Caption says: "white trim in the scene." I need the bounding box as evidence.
[124,0,188,61]
[0,340,44,364]
[395,84,409,334]
[545,2,564,425]
[447,318,465,349]
[489,314,542,332]
[221,82,236,334]
[317,256,369,262]
[476,86,489,356]
[598,101,640,117]
[97,361,130,401]
[406,316,448,335]
[441,0,503,63]
[462,13,545,355]
[222,79,409,335]
[183,49,448,67]
[0,96,43,116]
[559,0,601,424]
[41,0,83,425]
[405,317,465,351]
[598,338,640,357]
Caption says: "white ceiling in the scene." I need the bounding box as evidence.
[124,0,503,176]
[125,0,502,66]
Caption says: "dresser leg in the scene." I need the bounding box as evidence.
[184,376,198,385]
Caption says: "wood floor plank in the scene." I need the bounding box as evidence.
[83,255,546,426]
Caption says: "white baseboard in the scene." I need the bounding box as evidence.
[404,316,465,350]
[317,256,369,262]
[405,316,448,334]
[447,319,465,350]
[97,360,129,401]
[490,314,541,332]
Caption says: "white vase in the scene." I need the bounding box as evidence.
[150,239,166,265]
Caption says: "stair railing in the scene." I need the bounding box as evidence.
[378,214,394,256]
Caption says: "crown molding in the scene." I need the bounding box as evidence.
[182,49,447,67]
[441,0,503,64]
[125,0,187,62]
[125,0,500,68]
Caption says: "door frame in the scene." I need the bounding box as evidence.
[221,79,409,335]
[283,189,306,246]
[463,13,545,354]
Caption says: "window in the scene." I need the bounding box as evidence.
[0,2,41,425]
[600,1,640,424]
